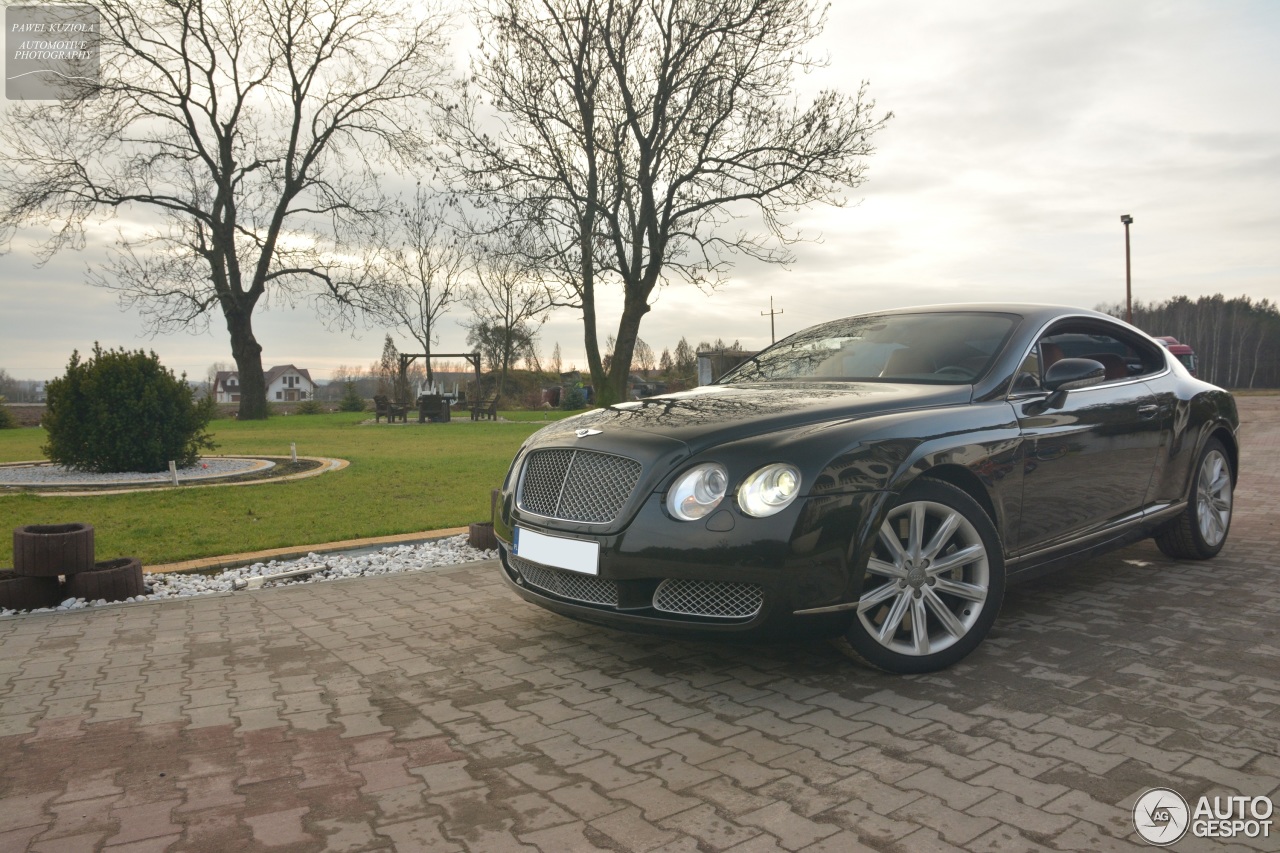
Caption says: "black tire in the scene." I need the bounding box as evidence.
[65,557,145,602]
[1155,438,1233,560]
[13,523,95,577]
[843,479,1006,674]
[0,570,63,610]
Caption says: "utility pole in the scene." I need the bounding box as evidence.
[1121,215,1134,323]
[761,296,784,344]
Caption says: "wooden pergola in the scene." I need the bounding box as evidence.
[397,352,482,402]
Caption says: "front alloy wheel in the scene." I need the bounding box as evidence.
[845,480,1005,673]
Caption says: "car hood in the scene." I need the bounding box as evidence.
[531,382,971,455]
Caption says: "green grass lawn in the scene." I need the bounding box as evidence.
[0,412,575,566]
[498,409,581,422]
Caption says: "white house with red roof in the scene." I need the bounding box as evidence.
[213,365,315,403]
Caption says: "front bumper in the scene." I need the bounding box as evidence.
[496,491,887,637]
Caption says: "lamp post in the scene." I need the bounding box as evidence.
[1120,214,1134,323]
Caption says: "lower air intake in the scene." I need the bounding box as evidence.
[512,555,619,606]
[653,579,764,619]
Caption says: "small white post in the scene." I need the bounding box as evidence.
[169,460,178,486]
[290,442,298,462]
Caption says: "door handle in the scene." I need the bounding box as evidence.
[1138,404,1159,419]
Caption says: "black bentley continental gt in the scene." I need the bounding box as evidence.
[494,305,1239,672]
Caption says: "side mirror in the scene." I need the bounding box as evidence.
[1044,358,1106,393]
[1038,358,1106,410]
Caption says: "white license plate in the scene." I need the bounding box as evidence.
[513,526,600,575]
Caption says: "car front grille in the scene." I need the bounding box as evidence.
[517,449,641,523]
[653,579,764,619]
[511,555,619,606]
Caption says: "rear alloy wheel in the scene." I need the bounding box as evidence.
[845,480,1005,673]
[1155,438,1233,560]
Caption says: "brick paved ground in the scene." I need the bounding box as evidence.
[2,398,1278,852]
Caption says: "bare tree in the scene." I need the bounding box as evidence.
[465,236,553,396]
[205,361,232,398]
[374,186,472,386]
[0,0,453,418]
[439,0,890,403]
[633,338,655,375]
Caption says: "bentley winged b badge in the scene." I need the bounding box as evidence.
[575,428,603,438]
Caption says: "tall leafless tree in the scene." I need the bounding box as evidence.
[465,233,553,397]
[374,186,473,386]
[438,0,890,403]
[0,0,453,418]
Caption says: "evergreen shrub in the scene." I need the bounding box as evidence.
[43,344,217,473]
[338,380,366,412]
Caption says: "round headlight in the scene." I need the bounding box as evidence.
[666,463,728,521]
[737,463,802,517]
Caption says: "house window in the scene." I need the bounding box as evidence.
[276,391,282,400]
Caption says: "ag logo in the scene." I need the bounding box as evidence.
[575,428,602,438]
[1133,787,1190,845]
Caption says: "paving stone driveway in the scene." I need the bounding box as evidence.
[2,398,1278,853]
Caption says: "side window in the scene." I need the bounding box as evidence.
[1037,323,1164,383]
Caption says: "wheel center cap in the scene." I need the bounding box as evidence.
[906,565,927,588]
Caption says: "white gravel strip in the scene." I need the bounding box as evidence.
[0,456,270,486]
[1,535,498,618]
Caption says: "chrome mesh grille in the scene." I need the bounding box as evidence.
[518,449,641,523]
[653,579,764,619]
[512,555,619,606]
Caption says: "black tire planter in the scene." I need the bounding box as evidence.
[468,522,497,551]
[0,570,64,611]
[13,523,95,577]
[65,557,145,602]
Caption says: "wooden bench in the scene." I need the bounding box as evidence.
[373,394,408,423]
[470,397,500,421]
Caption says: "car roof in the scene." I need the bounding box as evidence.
[854,303,1116,325]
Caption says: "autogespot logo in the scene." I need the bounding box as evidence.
[1133,787,1275,845]
[1133,788,1190,846]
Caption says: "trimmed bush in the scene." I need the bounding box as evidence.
[0,397,14,429]
[43,344,217,473]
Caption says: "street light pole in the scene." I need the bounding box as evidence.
[1120,214,1134,323]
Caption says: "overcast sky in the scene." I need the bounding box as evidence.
[2,0,1278,382]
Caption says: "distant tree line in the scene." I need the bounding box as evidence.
[1100,294,1280,388]
[0,368,41,403]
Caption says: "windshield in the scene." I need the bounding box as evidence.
[720,312,1019,385]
